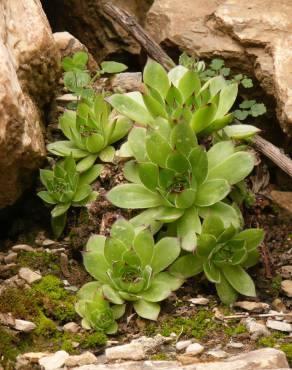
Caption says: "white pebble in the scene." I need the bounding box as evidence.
[185,343,204,355]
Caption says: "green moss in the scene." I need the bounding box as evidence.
[270,275,282,296]
[258,336,276,347]
[79,332,108,348]
[160,310,217,339]
[31,275,67,300]
[151,353,169,361]
[0,326,19,362]
[224,324,247,337]
[53,298,77,322]
[0,287,38,320]
[280,344,292,364]
[144,323,157,337]
[18,251,59,272]
[35,314,57,337]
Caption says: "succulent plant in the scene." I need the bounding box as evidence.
[47,94,132,171]
[38,157,100,237]
[170,215,264,304]
[82,218,184,320]
[107,120,255,251]
[108,59,260,139]
[75,281,125,333]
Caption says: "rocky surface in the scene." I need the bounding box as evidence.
[41,0,154,62]
[146,0,292,136]
[0,0,60,208]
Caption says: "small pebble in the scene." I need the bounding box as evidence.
[4,252,17,264]
[281,280,292,297]
[42,239,56,247]
[12,244,34,252]
[227,341,244,349]
[244,318,270,337]
[176,340,192,351]
[279,265,292,279]
[266,319,292,332]
[207,349,228,358]
[188,297,209,305]
[185,343,204,355]
[19,267,42,284]
[234,301,269,312]
[63,322,80,333]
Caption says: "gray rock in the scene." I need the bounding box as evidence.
[63,322,80,333]
[279,265,292,279]
[14,319,36,332]
[185,343,204,355]
[19,267,42,284]
[234,301,269,312]
[4,252,18,264]
[105,335,170,361]
[12,244,34,252]
[69,348,289,369]
[227,341,245,349]
[39,350,69,370]
[244,318,270,337]
[281,280,292,297]
[188,297,209,305]
[266,319,292,332]
[207,349,229,358]
[176,340,192,351]
[65,352,97,367]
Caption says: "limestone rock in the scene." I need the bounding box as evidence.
[234,301,269,312]
[12,244,34,252]
[65,352,97,367]
[68,349,289,369]
[281,280,292,297]
[188,297,209,305]
[266,319,292,332]
[63,322,81,333]
[146,0,292,135]
[14,319,36,332]
[185,343,204,355]
[39,350,69,370]
[42,0,153,62]
[176,340,192,351]
[53,31,98,70]
[279,266,292,279]
[4,252,18,264]
[19,267,42,284]
[270,191,292,217]
[0,0,60,208]
[244,318,270,337]
[105,335,169,361]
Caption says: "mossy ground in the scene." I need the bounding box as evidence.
[0,274,107,365]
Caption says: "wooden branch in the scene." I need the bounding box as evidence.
[102,2,292,178]
[102,2,175,71]
[251,135,292,177]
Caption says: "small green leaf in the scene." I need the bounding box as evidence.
[111,218,134,244]
[72,51,88,68]
[224,124,260,139]
[102,284,124,304]
[151,237,180,274]
[107,184,163,209]
[76,154,98,172]
[112,304,126,319]
[239,100,256,109]
[195,179,230,207]
[210,58,224,71]
[207,141,234,170]
[216,274,238,304]
[197,234,217,257]
[207,152,254,185]
[214,83,238,119]
[201,215,224,238]
[101,61,127,73]
[38,191,56,204]
[141,280,171,302]
[232,229,264,251]
[108,94,154,125]
[133,299,160,321]
[203,261,221,283]
[223,265,256,297]
[250,103,267,117]
[79,164,103,186]
[169,254,203,278]
[133,229,154,267]
[99,146,115,162]
[233,110,249,121]
[51,203,71,217]
[188,146,208,185]
[128,126,148,162]
[190,103,217,134]
[51,213,67,238]
[138,162,159,191]
[177,207,201,251]
[241,78,253,88]
[146,130,172,167]
[143,59,170,99]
